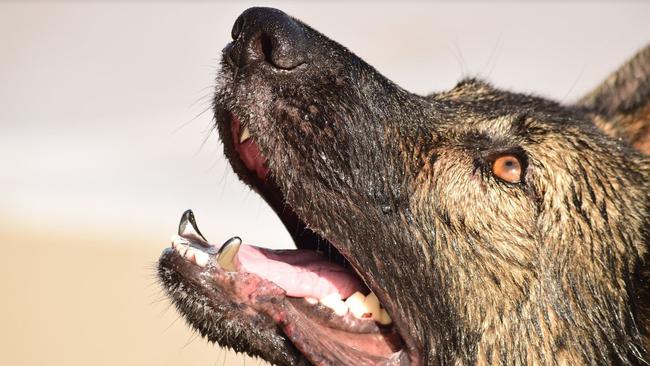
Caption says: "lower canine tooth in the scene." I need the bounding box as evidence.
[177,209,209,245]
[194,250,209,267]
[304,297,318,305]
[217,237,242,272]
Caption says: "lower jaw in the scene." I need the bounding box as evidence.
[158,244,407,366]
[280,298,406,365]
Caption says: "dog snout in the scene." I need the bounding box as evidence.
[226,7,306,70]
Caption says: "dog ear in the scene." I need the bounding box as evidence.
[577,45,650,154]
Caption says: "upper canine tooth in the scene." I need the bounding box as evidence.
[239,126,251,143]
[217,237,242,272]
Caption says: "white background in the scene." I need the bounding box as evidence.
[1,2,649,365]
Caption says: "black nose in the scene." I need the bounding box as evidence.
[226,7,306,70]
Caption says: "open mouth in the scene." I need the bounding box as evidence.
[158,113,411,365]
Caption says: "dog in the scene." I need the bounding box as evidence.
[159,7,649,365]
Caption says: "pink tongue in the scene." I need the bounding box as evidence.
[235,244,365,300]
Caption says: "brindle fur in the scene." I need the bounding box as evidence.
[161,7,650,366]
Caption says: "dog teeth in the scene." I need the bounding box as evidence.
[171,234,211,268]
[177,209,209,245]
[177,244,189,257]
[340,291,390,323]
[319,293,348,316]
[194,250,210,267]
[364,292,381,321]
[172,221,393,322]
[217,236,242,272]
[378,308,392,325]
[304,297,319,305]
[184,247,197,262]
[317,292,391,324]
[344,291,367,318]
[239,126,251,143]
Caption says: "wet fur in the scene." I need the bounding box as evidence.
[165,8,650,366]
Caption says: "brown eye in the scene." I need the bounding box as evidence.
[492,155,522,183]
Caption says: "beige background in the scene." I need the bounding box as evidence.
[1,1,649,365]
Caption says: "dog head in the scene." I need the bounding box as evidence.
[159,8,650,365]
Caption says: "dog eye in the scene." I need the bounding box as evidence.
[492,155,522,183]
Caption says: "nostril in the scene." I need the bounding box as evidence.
[259,33,274,66]
[229,7,307,70]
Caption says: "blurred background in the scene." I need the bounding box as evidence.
[1,1,649,365]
